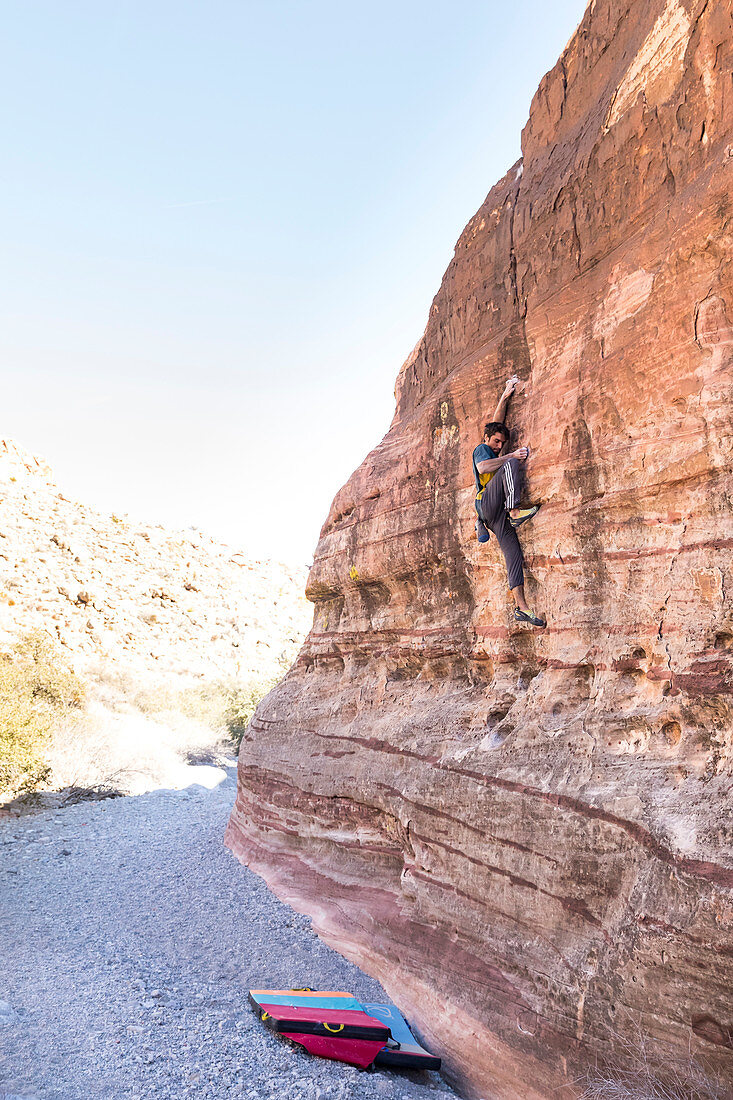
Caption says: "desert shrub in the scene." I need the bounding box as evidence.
[169,671,284,751]
[126,664,287,753]
[220,653,293,749]
[217,677,279,749]
[0,631,85,801]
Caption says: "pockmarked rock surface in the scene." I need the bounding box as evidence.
[227,2,733,1097]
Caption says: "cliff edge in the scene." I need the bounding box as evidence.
[226,2,733,1095]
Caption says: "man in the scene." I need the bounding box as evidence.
[473,377,545,628]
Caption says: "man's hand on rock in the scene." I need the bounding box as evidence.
[503,378,519,398]
[514,446,530,460]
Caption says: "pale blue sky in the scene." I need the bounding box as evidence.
[2,1,587,565]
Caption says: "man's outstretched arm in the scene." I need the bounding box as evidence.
[491,377,518,423]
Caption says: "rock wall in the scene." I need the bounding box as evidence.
[226,2,733,1096]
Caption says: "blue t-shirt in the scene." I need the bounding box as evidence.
[472,444,497,500]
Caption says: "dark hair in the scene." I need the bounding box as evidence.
[484,421,510,442]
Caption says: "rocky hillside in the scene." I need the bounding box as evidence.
[0,439,309,687]
[0,438,311,801]
[226,2,733,1098]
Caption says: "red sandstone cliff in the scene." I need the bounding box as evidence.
[226,2,733,1095]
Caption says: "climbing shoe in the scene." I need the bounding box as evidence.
[514,607,546,628]
[509,504,541,529]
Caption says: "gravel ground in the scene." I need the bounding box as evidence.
[0,766,457,1100]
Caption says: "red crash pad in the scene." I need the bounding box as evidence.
[281,1032,387,1069]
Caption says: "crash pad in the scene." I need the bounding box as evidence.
[281,1032,387,1069]
[252,1001,390,1042]
[249,991,365,1013]
[248,989,440,1073]
[363,1003,442,1070]
[249,989,352,999]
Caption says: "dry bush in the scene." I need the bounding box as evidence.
[583,1069,726,1100]
[1,642,288,804]
[0,630,85,801]
[41,668,284,798]
[43,712,139,798]
[582,1017,727,1100]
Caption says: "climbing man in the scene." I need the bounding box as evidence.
[473,377,546,628]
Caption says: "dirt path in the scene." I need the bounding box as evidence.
[0,767,456,1100]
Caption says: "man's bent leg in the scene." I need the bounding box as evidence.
[504,457,539,523]
[477,458,522,524]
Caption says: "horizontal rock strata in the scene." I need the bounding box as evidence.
[227,1,733,1096]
